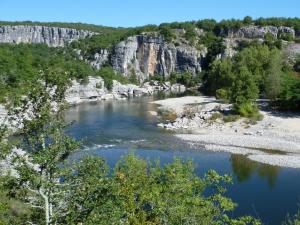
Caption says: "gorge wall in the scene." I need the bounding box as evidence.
[0,25,297,81]
[0,25,95,47]
[224,25,296,39]
[110,34,206,81]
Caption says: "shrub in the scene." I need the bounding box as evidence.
[79,76,89,85]
[216,88,229,100]
[159,26,174,42]
[158,108,178,121]
[279,33,294,42]
[183,105,201,119]
[97,66,129,90]
[210,112,222,121]
[235,103,259,117]
[96,82,102,89]
[223,114,241,123]
[294,55,300,72]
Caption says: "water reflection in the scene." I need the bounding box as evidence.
[231,154,280,188]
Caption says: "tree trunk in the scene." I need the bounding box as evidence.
[39,187,51,225]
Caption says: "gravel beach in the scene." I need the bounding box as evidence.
[153,96,300,168]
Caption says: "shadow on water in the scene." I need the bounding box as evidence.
[230,154,280,188]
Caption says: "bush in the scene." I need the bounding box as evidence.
[183,105,201,119]
[223,114,241,123]
[279,33,294,42]
[151,74,165,84]
[235,103,263,121]
[210,112,222,121]
[216,88,229,100]
[158,108,178,121]
[159,25,174,42]
[97,66,129,90]
[168,72,200,87]
[294,55,300,72]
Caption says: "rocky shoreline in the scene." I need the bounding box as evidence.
[153,96,300,169]
[65,77,186,105]
[0,77,186,128]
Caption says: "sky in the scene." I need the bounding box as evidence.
[0,0,299,27]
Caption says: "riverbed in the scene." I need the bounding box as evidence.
[65,96,300,225]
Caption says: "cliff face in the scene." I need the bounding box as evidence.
[0,25,95,47]
[225,25,295,39]
[1,25,296,81]
[111,34,206,81]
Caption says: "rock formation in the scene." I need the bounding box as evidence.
[111,34,206,81]
[225,25,295,39]
[0,25,95,47]
[90,49,109,69]
[1,25,297,81]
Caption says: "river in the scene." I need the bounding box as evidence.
[65,95,300,225]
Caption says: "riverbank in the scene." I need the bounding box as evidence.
[0,78,186,128]
[153,96,300,168]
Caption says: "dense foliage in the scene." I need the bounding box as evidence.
[0,44,134,101]
[203,42,300,113]
[0,44,95,102]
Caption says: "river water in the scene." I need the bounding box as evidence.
[65,95,300,225]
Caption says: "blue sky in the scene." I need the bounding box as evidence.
[0,0,299,27]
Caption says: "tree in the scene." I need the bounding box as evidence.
[203,58,234,96]
[62,154,261,225]
[230,65,259,106]
[185,27,197,43]
[243,16,253,25]
[7,70,79,225]
[264,49,282,99]
[196,19,217,32]
[159,25,174,42]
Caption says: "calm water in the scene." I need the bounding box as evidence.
[65,96,300,225]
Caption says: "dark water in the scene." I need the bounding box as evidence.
[65,96,300,225]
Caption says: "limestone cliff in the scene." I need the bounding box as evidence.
[111,34,206,81]
[224,25,295,39]
[0,25,95,47]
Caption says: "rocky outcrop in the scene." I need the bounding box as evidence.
[283,43,300,64]
[65,77,106,104]
[111,34,206,81]
[65,77,157,105]
[226,25,295,39]
[0,25,95,47]
[90,49,109,69]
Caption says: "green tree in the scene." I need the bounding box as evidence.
[203,58,234,96]
[230,65,259,106]
[264,49,282,99]
[243,16,253,25]
[196,19,217,32]
[7,70,79,225]
[159,25,174,42]
[62,154,261,225]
